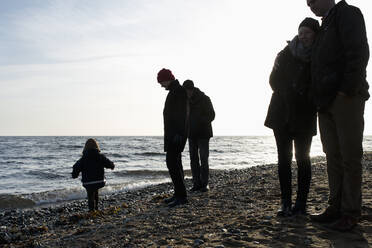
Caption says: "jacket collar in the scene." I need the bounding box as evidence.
[323,0,347,22]
[167,79,180,91]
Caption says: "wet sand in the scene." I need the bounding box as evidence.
[1,152,372,247]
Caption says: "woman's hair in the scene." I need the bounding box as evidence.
[83,138,100,153]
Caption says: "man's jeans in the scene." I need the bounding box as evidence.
[189,138,210,188]
[319,94,365,217]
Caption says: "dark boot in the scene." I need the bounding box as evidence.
[292,200,307,215]
[168,197,188,208]
[190,184,202,192]
[277,200,292,217]
[164,195,176,204]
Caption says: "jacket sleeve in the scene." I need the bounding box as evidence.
[100,154,115,170]
[202,96,215,123]
[269,48,288,92]
[72,159,82,178]
[166,88,187,138]
[338,6,369,95]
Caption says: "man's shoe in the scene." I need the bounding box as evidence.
[277,203,292,217]
[163,195,176,204]
[329,215,358,232]
[190,185,201,192]
[310,207,341,223]
[200,185,209,192]
[168,197,188,208]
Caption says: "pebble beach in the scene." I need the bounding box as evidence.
[1,152,372,248]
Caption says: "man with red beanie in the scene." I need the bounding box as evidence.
[157,68,188,207]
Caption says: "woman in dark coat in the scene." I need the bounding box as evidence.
[264,18,319,216]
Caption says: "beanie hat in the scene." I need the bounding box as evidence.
[183,80,194,90]
[299,17,320,33]
[157,68,175,83]
[83,138,100,153]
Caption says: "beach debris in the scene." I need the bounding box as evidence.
[151,193,171,203]
[0,195,35,209]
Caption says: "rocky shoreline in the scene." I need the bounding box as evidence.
[1,152,372,247]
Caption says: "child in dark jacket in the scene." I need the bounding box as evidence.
[72,138,115,211]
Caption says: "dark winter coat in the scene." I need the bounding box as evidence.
[187,88,215,139]
[72,149,115,189]
[310,0,369,110]
[163,80,187,153]
[265,45,317,136]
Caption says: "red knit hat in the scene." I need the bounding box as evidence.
[157,68,175,83]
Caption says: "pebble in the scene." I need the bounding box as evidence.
[194,239,204,246]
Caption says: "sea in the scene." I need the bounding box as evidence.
[1,136,372,208]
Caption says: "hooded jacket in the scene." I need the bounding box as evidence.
[72,149,115,188]
[163,80,187,152]
[310,0,369,110]
[187,88,215,139]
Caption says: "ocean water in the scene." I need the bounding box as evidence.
[1,136,372,207]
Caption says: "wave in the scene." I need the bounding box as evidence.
[4,178,173,207]
[133,152,164,157]
[209,149,225,153]
[1,156,31,160]
[57,145,82,149]
[113,169,169,177]
[4,160,24,164]
[26,170,66,180]
[105,153,130,158]
[34,155,57,161]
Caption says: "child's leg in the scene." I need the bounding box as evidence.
[94,189,99,210]
[86,188,95,211]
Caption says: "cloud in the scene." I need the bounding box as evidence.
[2,0,234,64]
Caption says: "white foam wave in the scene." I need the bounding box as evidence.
[24,178,172,206]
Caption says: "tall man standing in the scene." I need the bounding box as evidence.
[157,68,188,207]
[183,80,215,192]
[306,0,369,231]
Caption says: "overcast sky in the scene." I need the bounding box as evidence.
[0,0,371,136]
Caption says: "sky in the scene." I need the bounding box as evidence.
[0,0,371,136]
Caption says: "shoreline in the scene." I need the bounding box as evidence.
[1,152,372,247]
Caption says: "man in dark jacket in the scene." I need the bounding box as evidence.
[307,0,369,231]
[183,80,215,192]
[157,68,188,207]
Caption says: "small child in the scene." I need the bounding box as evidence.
[72,138,115,212]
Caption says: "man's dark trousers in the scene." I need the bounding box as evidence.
[166,150,187,198]
[189,138,210,188]
[319,94,365,218]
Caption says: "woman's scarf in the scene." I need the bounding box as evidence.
[288,35,312,63]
